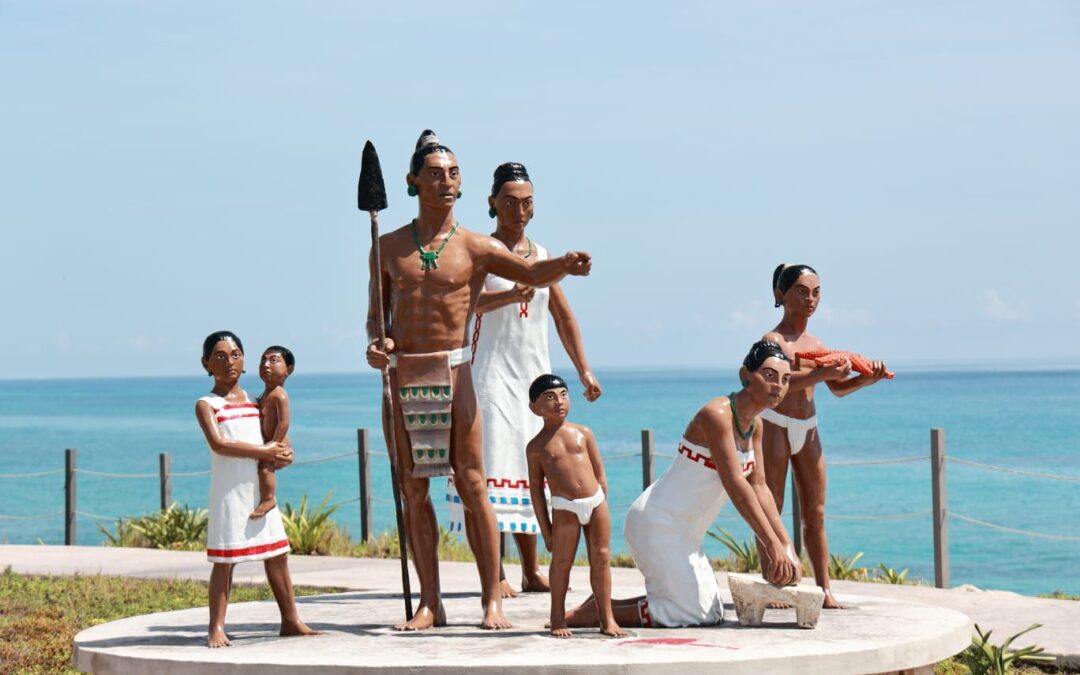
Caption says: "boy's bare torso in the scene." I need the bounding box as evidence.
[528,422,599,500]
[259,388,289,445]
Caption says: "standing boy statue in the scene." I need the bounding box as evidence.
[527,374,624,638]
[365,130,592,631]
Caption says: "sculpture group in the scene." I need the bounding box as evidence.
[194,129,891,645]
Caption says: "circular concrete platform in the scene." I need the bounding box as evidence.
[73,583,971,674]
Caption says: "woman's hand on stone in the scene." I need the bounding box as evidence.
[366,338,395,369]
[764,543,799,586]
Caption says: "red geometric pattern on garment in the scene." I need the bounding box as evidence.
[206,538,289,558]
[638,599,653,628]
[216,413,261,423]
[678,444,718,470]
[447,476,548,490]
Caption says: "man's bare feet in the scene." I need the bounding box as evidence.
[600,621,627,637]
[280,620,321,637]
[480,601,512,630]
[521,571,551,593]
[499,579,519,598]
[822,588,844,609]
[249,498,276,519]
[207,627,231,648]
[393,604,446,632]
[550,625,573,638]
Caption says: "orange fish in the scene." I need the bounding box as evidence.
[794,349,895,379]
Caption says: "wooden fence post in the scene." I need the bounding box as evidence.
[931,428,949,589]
[790,473,803,557]
[357,428,372,543]
[65,448,76,545]
[159,452,172,511]
[641,429,654,491]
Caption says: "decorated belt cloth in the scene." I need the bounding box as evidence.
[395,351,454,478]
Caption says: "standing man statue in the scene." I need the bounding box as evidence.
[366,130,593,631]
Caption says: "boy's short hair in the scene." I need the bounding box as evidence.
[264,345,295,369]
[529,374,568,402]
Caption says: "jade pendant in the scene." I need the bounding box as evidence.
[419,251,439,272]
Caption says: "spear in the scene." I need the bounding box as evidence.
[358,140,413,621]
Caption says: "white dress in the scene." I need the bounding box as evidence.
[624,437,755,627]
[447,243,551,534]
[201,392,291,563]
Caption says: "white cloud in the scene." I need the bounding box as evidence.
[979,290,1032,322]
[128,333,170,351]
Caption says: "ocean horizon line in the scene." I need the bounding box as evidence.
[2,359,1077,384]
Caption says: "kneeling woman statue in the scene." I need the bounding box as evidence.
[566,341,801,628]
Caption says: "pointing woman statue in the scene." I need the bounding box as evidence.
[448,162,601,596]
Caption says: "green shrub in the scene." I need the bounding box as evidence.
[828,552,868,581]
[874,563,911,585]
[280,493,340,555]
[97,503,207,550]
[706,528,760,572]
[958,623,1055,674]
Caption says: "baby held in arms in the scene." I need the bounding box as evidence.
[526,374,625,638]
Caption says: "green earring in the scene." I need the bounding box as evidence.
[407,185,417,197]
[488,207,497,218]
[457,190,463,198]
[740,379,749,386]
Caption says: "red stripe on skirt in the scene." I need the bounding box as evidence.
[207,539,290,558]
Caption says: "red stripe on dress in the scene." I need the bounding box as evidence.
[216,413,261,423]
[221,403,259,411]
[207,539,290,558]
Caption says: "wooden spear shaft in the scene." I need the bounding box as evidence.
[370,208,414,621]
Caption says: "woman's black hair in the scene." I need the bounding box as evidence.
[264,345,295,369]
[490,162,531,197]
[409,129,454,176]
[743,340,789,372]
[772,263,818,307]
[202,331,244,363]
[529,373,568,402]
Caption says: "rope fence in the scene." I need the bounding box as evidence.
[0,469,63,479]
[947,456,1080,482]
[950,512,1080,543]
[3,427,1078,592]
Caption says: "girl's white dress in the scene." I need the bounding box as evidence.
[447,244,551,534]
[624,437,755,627]
[201,392,291,563]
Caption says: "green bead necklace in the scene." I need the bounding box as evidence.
[521,238,533,259]
[411,219,459,272]
[728,392,755,440]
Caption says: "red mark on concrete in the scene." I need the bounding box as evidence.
[616,637,738,650]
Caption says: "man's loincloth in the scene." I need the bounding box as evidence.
[391,347,469,478]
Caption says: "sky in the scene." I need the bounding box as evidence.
[2,1,1078,379]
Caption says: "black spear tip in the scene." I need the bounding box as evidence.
[357,140,388,212]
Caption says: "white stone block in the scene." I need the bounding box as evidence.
[728,572,826,628]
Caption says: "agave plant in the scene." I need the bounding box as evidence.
[828,552,867,581]
[131,503,208,549]
[706,528,760,572]
[959,623,1055,674]
[98,503,207,550]
[281,492,340,555]
[875,563,910,585]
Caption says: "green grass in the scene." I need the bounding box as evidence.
[0,566,333,675]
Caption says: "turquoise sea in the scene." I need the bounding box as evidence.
[0,369,1077,596]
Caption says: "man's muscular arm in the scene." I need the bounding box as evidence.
[477,235,590,288]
